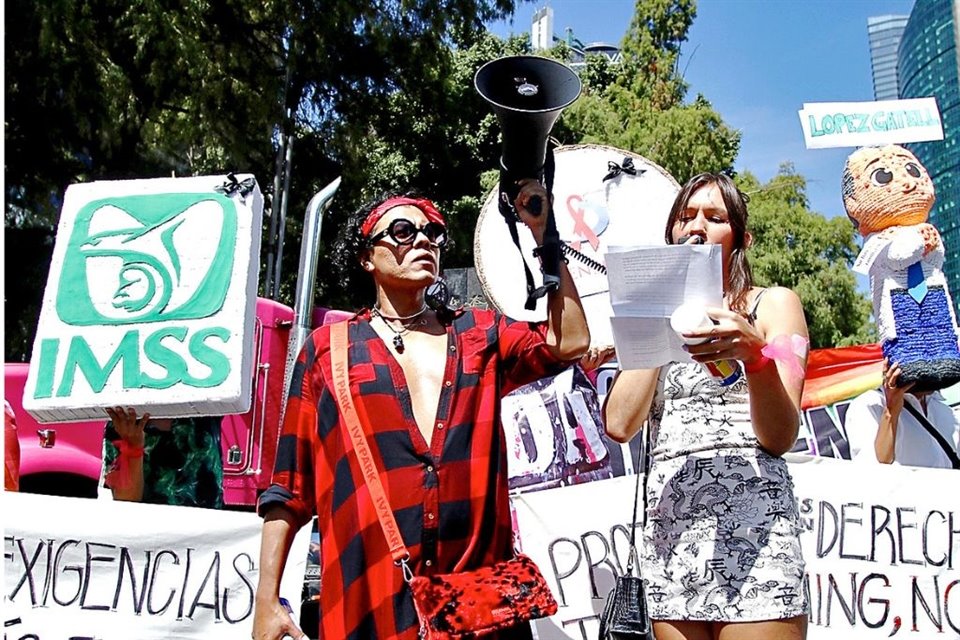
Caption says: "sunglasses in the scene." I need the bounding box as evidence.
[367,218,447,248]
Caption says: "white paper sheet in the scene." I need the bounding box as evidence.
[604,244,723,369]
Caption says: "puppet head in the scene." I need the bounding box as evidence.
[841,144,935,236]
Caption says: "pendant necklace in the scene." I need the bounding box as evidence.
[372,304,427,353]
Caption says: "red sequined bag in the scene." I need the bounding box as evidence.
[330,323,558,638]
[408,553,558,639]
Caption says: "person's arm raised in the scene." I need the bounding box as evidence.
[875,360,911,464]
[514,179,590,361]
[104,407,148,502]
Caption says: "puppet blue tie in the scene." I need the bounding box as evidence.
[907,261,927,303]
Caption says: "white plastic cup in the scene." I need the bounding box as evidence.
[670,302,742,386]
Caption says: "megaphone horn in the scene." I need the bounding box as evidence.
[474,56,582,180]
[475,56,581,311]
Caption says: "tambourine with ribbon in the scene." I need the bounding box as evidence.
[474,144,680,347]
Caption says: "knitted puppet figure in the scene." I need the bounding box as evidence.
[843,144,960,392]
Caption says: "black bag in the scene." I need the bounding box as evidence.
[598,426,655,640]
[598,573,654,640]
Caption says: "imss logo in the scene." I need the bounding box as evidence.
[57,193,237,325]
[32,193,240,399]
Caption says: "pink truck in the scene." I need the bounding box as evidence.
[5,177,347,509]
[5,298,349,507]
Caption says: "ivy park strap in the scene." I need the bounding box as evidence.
[329,321,410,563]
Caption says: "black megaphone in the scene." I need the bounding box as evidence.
[474,56,581,309]
[475,55,582,195]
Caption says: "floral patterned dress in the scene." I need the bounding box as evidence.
[641,361,807,622]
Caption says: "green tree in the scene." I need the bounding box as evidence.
[5,0,873,360]
[740,165,874,349]
[616,0,696,109]
[4,0,521,360]
[6,0,284,226]
[559,0,739,183]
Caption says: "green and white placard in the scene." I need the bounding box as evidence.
[23,175,263,422]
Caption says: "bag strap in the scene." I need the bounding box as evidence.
[329,321,413,574]
[902,401,960,469]
[625,423,650,576]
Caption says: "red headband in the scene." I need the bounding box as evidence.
[360,197,446,238]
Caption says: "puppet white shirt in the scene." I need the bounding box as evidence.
[855,227,953,344]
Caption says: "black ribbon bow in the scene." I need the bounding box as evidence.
[215,172,257,197]
[602,156,644,182]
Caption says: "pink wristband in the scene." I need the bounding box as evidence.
[743,355,772,373]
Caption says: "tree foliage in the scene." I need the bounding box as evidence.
[6,0,282,226]
[5,0,873,361]
[560,0,739,183]
[4,0,518,360]
[617,0,696,109]
[739,165,874,349]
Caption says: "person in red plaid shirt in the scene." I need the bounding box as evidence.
[253,180,589,640]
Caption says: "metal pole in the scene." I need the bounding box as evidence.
[279,176,342,422]
[264,135,287,299]
[272,135,295,299]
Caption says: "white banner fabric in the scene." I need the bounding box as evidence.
[513,456,960,640]
[3,492,311,640]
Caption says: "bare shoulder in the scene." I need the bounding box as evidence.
[753,286,806,335]
[755,286,802,312]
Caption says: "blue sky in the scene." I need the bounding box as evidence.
[489,0,917,220]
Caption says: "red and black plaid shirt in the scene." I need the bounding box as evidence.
[258,308,567,639]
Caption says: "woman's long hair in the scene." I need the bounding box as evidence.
[664,173,754,314]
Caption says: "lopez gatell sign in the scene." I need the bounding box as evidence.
[23,175,263,423]
[798,97,943,149]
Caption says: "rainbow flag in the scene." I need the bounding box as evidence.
[801,343,882,409]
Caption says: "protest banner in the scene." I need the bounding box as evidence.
[3,492,311,640]
[798,98,943,149]
[789,458,959,638]
[511,458,959,640]
[502,366,614,491]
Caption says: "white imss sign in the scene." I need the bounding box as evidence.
[23,174,263,422]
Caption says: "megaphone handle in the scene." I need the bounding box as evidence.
[498,168,545,219]
[524,143,554,217]
[529,206,562,302]
[527,195,543,216]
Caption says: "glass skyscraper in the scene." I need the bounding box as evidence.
[868,15,910,100]
[898,0,960,311]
